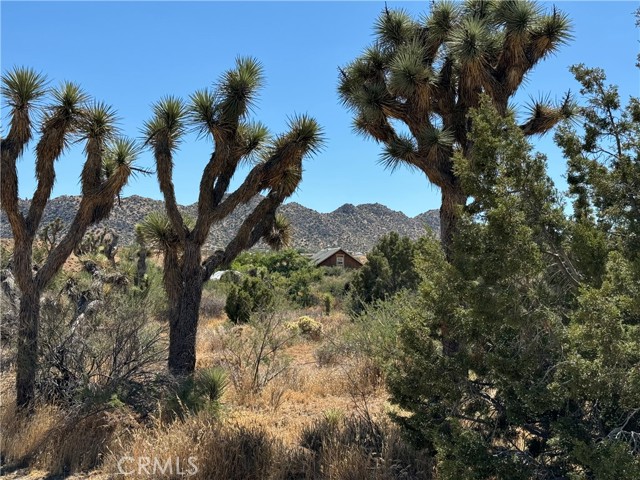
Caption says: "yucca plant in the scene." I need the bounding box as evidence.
[339,0,576,255]
[139,57,323,376]
[1,67,143,408]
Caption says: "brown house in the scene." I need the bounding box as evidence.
[311,248,362,269]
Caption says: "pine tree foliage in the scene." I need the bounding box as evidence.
[386,93,639,479]
[556,64,640,283]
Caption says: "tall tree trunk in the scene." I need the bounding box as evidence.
[439,184,466,356]
[439,184,467,260]
[16,285,40,408]
[168,242,203,375]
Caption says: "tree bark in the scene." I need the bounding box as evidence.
[167,241,203,375]
[439,184,466,356]
[439,184,467,260]
[16,285,40,408]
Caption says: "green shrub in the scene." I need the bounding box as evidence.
[287,268,321,307]
[224,277,275,324]
[165,367,228,420]
[349,232,426,314]
[297,315,323,340]
[232,249,312,277]
[323,293,333,316]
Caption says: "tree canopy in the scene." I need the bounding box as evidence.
[385,69,640,478]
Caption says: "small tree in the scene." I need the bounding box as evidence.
[338,0,574,254]
[1,67,141,407]
[350,232,424,313]
[138,58,322,375]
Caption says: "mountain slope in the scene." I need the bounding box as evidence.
[1,195,440,253]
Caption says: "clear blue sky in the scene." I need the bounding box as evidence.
[2,1,638,217]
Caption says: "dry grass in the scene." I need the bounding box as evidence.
[1,307,432,479]
[100,411,431,480]
[0,395,136,476]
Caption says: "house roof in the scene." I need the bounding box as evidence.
[311,247,361,266]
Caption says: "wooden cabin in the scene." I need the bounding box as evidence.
[311,248,362,269]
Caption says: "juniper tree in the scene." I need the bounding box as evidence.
[1,68,141,408]
[387,94,640,479]
[138,58,322,375]
[350,232,425,314]
[556,64,640,280]
[338,0,574,254]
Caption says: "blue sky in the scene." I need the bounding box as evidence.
[2,1,638,217]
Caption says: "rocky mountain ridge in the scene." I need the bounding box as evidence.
[0,195,440,253]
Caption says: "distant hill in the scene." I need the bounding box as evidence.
[0,195,440,253]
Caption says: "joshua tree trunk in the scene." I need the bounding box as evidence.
[440,185,467,259]
[168,296,200,375]
[167,242,203,375]
[16,284,40,407]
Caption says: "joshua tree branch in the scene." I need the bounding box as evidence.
[26,123,70,237]
[1,112,31,245]
[201,192,281,280]
[153,138,187,242]
[35,202,92,290]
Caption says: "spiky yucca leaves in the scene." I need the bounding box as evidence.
[188,89,218,138]
[136,211,196,252]
[36,82,87,167]
[271,114,324,158]
[102,138,143,188]
[1,68,48,232]
[263,214,292,251]
[1,67,48,108]
[79,102,118,196]
[339,0,574,253]
[144,96,189,240]
[1,68,47,150]
[218,57,264,124]
[235,122,271,161]
[187,57,264,141]
[28,82,89,234]
[144,96,186,150]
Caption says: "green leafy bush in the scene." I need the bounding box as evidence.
[349,232,426,314]
[225,277,275,324]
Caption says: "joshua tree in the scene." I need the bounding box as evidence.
[74,227,119,265]
[338,0,575,254]
[1,67,141,408]
[138,57,322,376]
[133,224,149,288]
[38,217,64,254]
